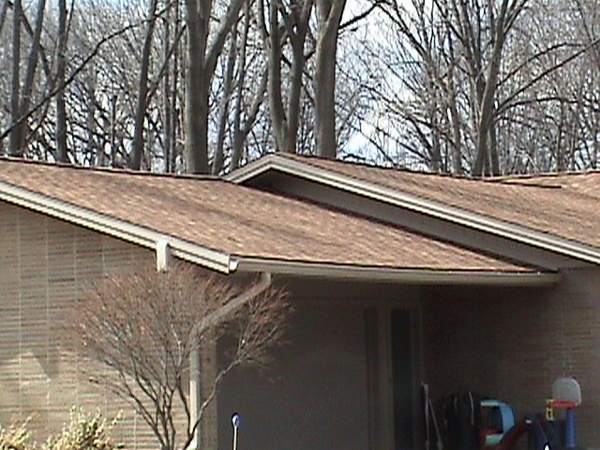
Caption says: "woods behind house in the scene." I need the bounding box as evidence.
[1,0,599,175]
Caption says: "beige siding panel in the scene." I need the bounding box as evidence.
[0,201,158,448]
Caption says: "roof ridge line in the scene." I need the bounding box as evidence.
[0,157,223,182]
[276,152,600,182]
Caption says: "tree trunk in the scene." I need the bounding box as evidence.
[9,0,22,156]
[17,0,46,153]
[446,51,463,174]
[471,0,526,176]
[163,3,172,173]
[212,24,238,175]
[430,102,441,172]
[314,0,346,159]
[168,0,182,173]
[132,0,159,170]
[56,0,68,162]
[230,0,252,170]
[184,0,210,174]
[284,35,306,153]
[110,94,118,165]
[265,0,287,152]
[184,0,245,174]
[448,97,463,174]
[263,0,313,154]
[86,78,97,164]
[231,69,268,170]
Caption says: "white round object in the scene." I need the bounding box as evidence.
[552,377,582,405]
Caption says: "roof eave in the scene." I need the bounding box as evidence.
[225,154,277,183]
[232,257,561,286]
[228,156,600,266]
[0,181,234,273]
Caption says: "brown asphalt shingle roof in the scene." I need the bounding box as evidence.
[0,158,534,273]
[276,154,600,251]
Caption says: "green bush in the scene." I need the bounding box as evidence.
[0,409,122,450]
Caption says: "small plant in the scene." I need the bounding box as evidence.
[0,419,34,450]
[44,409,122,450]
[0,409,121,450]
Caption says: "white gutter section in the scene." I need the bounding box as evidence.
[156,239,171,272]
[0,181,233,273]
[232,258,561,286]
[152,241,272,450]
[188,272,272,450]
[227,156,600,266]
[0,178,550,284]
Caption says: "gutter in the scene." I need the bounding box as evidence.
[0,181,233,273]
[232,257,561,287]
[0,177,562,287]
[155,244,273,450]
[227,156,600,266]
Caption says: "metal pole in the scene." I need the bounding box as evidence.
[231,413,240,450]
[190,346,201,450]
[565,408,576,449]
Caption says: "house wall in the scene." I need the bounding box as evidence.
[217,304,370,450]
[12,193,600,449]
[422,268,600,449]
[0,201,157,448]
[0,203,424,450]
[216,279,421,450]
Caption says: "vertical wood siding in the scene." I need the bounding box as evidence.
[0,201,159,448]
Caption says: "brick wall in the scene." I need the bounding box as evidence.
[0,201,162,448]
[422,269,600,448]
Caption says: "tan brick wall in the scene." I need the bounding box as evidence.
[0,201,161,448]
[422,269,600,448]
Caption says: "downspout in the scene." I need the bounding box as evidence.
[156,239,171,272]
[156,240,273,449]
[188,272,272,450]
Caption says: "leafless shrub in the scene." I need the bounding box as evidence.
[65,262,289,450]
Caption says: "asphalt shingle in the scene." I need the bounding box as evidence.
[280,154,600,250]
[0,158,535,273]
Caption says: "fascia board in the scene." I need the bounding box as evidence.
[224,155,278,183]
[232,257,561,286]
[0,181,233,273]
[230,156,600,266]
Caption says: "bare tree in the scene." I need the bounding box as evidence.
[184,0,246,174]
[9,0,22,156]
[211,21,238,175]
[464,0,529,176]
[372,0,600,175]
[66,263,289,450]
[16,0,47,150]
[132,0,159,170]
[261,0,314,154]
[314,0,346,158]
[56,0,68,162]
[230,0,268,170]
